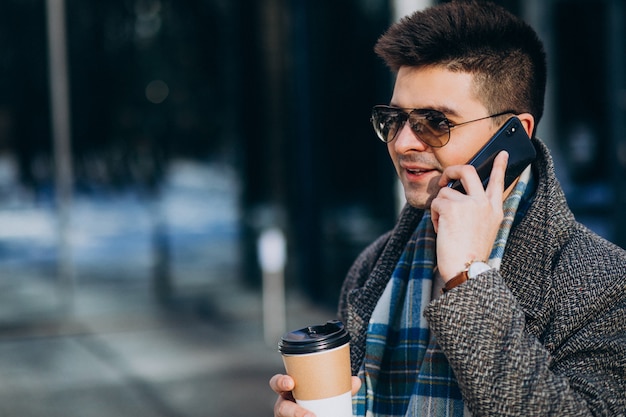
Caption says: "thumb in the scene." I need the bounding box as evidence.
[351,376,362,395]
[486,150,508,198]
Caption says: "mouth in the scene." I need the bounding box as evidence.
[403,166,437,178]
[400,165,442,189]
[406,168,431,175]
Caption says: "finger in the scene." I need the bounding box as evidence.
[439,164,483,195]
[269,374,295,395]
[485,151,508,198]
[430,207,440,234]
[438,164,464,187]
[274,396,315,417]
[351,376,362,395]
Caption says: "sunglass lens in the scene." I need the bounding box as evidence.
[372,107,404,143]
[409,110,450,147]
[371,107,450,146]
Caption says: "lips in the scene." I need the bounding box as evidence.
[402,164,435,176]
[401,164,439,184]
[397,155,441,183]
[406,168,430,175]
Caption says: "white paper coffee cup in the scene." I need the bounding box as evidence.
[279,320,352,417]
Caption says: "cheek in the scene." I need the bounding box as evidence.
[433,146,472,168]
[440,125,502,166]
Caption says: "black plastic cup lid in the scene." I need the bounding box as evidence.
[278,320,350,355]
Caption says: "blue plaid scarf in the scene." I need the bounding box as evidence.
[354,167,533,417]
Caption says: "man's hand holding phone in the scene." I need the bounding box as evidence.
[431,151,509,282]
[432,116,535,283]
[446,116,536,193]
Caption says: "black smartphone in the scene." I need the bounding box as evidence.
[447,116,536,193]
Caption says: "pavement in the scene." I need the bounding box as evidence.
[0,160,338,417]
[0,274,336,417]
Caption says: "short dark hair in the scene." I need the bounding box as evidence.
[374,0,547,134]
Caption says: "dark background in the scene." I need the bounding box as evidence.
[0,0,625,311]
[0,1,624,416]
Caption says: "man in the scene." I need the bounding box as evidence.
[270,1,626,416]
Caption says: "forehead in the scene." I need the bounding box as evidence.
[390,66,486,116]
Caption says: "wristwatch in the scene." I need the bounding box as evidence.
[442,261,491,293]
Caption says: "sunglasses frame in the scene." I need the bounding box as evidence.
[371,105,515,148]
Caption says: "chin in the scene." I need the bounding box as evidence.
[405,193,434,210]
[401,178,440,210]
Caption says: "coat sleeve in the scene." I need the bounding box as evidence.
[424,269,626,417]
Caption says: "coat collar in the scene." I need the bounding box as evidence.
[501,138,575,332]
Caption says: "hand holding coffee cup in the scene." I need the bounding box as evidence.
[278,320,352,417]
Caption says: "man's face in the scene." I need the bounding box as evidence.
[388,66,501,208]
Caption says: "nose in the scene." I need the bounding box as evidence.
[392,121,429,153]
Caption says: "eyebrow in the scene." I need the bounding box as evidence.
[388,102,463,118]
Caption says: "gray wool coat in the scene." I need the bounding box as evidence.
[338,138,626,416]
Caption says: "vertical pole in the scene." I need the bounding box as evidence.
[291,0,319,298]
[46,0,75,308]
[259,228,287,346]
[607,0,626,248]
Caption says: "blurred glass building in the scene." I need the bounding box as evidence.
[0,0,624,323]
[0,1,624,416]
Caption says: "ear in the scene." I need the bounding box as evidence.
[516,113,535,138]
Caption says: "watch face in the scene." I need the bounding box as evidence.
[468,261,491,278]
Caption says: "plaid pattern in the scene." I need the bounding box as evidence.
[354,167,532,417]
[488,167,534,270]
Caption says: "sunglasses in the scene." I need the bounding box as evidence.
[370,105,515,148]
